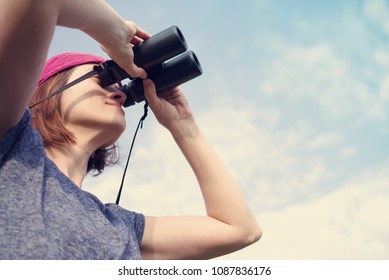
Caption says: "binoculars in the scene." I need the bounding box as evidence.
[95,26,203,107]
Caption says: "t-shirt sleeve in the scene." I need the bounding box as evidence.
[0,109,30,162]
[103,202,145,247]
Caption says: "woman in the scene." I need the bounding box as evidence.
[0,0,261,259]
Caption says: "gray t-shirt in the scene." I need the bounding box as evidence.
[0,110,144,259]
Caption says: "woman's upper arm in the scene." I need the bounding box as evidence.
[141,215,257,260]
[0,0,57,138]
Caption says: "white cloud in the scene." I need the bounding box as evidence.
[364,0,389,34]
[258,41,389,123]
[374,48,389,68]
[307,133,341,150]
[219,166,389,259]
[260,44,348,113]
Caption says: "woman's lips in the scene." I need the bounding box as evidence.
[107,102,125,115]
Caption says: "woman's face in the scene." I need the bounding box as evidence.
[59,64,127,148]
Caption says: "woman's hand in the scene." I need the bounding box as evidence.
[100,21,150,79]
[143,79,198,138]
[57,1,150,79]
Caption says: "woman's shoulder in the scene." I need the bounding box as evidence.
[0,109,43,162]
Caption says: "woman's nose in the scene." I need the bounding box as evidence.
[109,90,127,106]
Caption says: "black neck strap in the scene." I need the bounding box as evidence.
[115,101,149,205]
[29,69,98,109]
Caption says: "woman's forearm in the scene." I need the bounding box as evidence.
[171,120,262,242]
[57,0,130,55]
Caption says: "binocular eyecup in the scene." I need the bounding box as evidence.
[95,25,202,107]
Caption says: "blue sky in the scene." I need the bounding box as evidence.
[48,0,389,259]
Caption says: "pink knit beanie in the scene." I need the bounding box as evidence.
[37,52,106,87]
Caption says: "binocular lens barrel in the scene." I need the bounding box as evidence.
[151,50,202,92]
[96,25,203,107]
[133,25,188,69]
[122,51,202,107]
